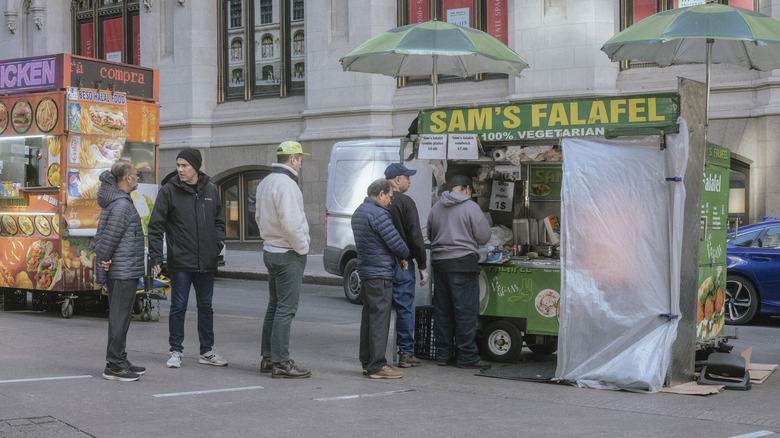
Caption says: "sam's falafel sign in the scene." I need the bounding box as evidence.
[418,94,679,141]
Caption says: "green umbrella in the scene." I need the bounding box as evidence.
[340,19,528,107]
[601,2,780,126]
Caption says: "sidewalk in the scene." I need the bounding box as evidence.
[217,249,341,286]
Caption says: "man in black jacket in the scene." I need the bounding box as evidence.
[149,148,227,369]
[384,163,428,368]
[95,160,146,382]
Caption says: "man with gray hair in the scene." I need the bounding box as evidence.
[351,179,409,379]
[95,160,145,381]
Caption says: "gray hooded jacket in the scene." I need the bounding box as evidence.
[427,190,491,262]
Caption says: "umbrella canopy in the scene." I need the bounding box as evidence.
[601,2,780,130]
[340,19,528,106]
[601,2,780,70]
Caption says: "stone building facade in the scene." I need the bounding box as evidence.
[2,0,779,252]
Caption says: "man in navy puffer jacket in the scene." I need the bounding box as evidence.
[351,179,409,379]
[95,160,145,382]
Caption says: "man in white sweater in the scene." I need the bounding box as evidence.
[254,141,312,378]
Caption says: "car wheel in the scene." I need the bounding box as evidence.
[480,320,522,362]
[343,258,361,305]
[527,335,558,355]
[725,274,759,325]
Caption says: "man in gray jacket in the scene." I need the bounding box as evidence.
[428,175,491,369]
[95,160,145,382]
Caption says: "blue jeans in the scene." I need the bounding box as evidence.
[262,251,306,363]
[168,271,215,355]
[392,264,416,355]
[433,271,480,365]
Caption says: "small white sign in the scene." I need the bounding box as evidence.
[679,0,705,7]
[447,8,470,27]
[489,180,514,212]
[447,134,479,160]
[106,51,122,63]
[418,134,448,160]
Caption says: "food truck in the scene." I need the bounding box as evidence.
[412,83,719,381]
[0,54,159,318]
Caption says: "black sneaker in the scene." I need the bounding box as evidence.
[103,366,140,382]
[456,360,492,370]
[127,363,146,375]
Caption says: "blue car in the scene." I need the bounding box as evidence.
[726,219,780,325]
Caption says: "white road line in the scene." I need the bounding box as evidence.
[313,389,415,401]
[730,432,775,438]
[152,386,265,398]
[0,375,93,384]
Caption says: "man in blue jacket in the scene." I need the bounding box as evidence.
[149,148,227,369]
[351,179,409,379]
[95,160,145,382]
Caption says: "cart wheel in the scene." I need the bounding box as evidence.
[140,309,151,322]
[133,296,144,314]
[480,320,522,362]
[61,299,74,319]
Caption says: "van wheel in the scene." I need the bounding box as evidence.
[343,259,361,304]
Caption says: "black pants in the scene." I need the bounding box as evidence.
[106,278,138,368]
[359,277,393,375]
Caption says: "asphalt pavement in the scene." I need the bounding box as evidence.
[1,251,780,437]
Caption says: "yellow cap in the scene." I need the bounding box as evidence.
[276,141,309,156]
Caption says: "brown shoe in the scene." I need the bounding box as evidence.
[398,352,422,368]
[260,356,272,373]
[369,365,403,379]
[271,360,312,379]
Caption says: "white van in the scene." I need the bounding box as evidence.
[323,139,431,304]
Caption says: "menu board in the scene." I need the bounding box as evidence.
[0,92,65,137]
[528,165,562,200]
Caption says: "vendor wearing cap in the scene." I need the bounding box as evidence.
[427,174,491,369]
[149,148,228,369]
[254,141,312,378]
[384,163,428,369]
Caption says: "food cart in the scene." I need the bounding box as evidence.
[0,54,160,318]
[414,81,717,391]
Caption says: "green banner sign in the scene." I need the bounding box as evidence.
[418,93,680,141]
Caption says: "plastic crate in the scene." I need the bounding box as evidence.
[0,290,27,311]
[414,305,436,360]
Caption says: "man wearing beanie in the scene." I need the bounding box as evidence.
[254,141,312,378]
[149,147,228,369]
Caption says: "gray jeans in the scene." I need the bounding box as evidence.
[261,250,307,363]
[359,277,393,375]
[106,278,138,368]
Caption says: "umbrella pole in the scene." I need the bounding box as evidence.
[705,38,713,144]
[432,54,438,107]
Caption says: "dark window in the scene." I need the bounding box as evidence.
[220,170,268,241]
[293,0,304,20]
[230,0,243,27]
[729,230,760,248]
[261,0,273,24]
[71,0,141,65]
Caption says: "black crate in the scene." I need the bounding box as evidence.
[0,290,27,311]
[414,305,436,360]
[31,292,58,312]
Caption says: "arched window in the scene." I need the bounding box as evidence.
[261,35,274,58]
[293,31,304,56]
[231,38,243,61]
[219,170,270,241]
[231,68,244,84]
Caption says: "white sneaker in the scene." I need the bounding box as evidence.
[166,351,183,368]
[199,349,228,366]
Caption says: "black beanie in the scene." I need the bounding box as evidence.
[177,148,202,171]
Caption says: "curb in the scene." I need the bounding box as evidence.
[216,270,342,287]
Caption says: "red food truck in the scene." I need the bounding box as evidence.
[0,54,159,318]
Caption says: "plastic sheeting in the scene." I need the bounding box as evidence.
[555,119,689,393]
